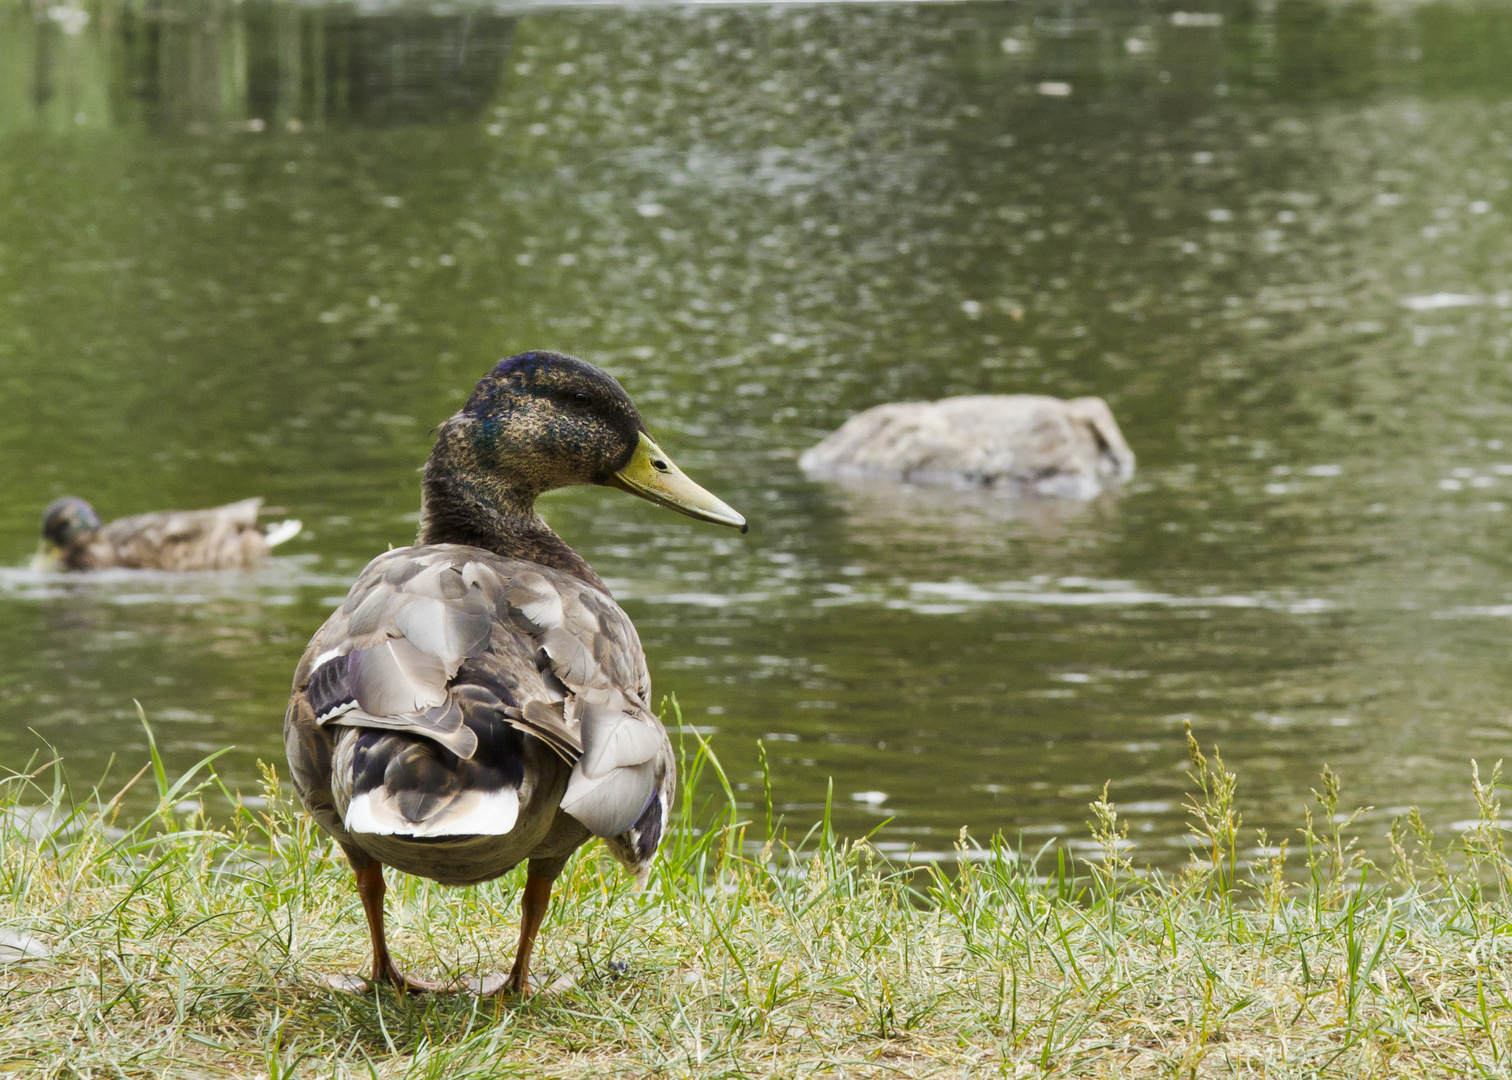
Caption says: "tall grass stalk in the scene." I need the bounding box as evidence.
[0,710,1508,1078]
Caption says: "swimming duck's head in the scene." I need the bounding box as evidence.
[36,496,102,569]
[42,496,101,547]
[454,351,746,532]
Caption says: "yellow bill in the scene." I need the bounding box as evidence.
[610,432,747,533]
[30,542,63,573]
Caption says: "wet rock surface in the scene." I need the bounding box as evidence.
[800,395,1135,499]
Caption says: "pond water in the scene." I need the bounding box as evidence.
[3,0,1512,866]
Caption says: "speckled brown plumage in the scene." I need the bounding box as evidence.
[284,545,665,887]
[283,352,730,997]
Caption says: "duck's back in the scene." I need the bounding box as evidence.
[90,497,271,570]
[284,545,670,887]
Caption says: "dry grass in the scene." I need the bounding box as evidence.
[1,716,1510,1078]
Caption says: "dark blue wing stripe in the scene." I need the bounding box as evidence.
[307,654,356,719]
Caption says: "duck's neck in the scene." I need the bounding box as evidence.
[418,429,607,591]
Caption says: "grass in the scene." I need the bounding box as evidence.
[1,714,1510,1078]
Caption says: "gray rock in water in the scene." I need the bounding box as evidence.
[799,394,1135,499]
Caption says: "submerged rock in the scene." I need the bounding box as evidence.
[799,394,1135,499]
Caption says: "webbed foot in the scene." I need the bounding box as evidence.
[375,962,448,994]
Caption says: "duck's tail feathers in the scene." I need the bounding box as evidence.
[344,785,520,838]
[337,727,526,838]
[263,519,303,548]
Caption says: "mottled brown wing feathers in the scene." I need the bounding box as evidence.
[518,700,583,764]
[92,498,271,570]
[348,638,451,715]
[499,572,566,633]
[215,497,265,527]
[297,545,657,774]
[559,702,663,837]
[331,700,477,759]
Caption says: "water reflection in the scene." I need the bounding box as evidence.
[3,0,514,131]
[1,0,1511,866]
[9,0,1512,135]
[808,477,1111,566]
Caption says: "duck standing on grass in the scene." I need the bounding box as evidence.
[34,496,301,571]
[284,352,746,996]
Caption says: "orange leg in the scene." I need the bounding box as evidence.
[355,863,444,994]
[505,864,557,996]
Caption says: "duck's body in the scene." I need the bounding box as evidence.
[800,394,1135,499]
[36,496,301,571]
[285,546,659,890]
[284,351,744,995]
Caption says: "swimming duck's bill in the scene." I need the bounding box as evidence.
[29,542,64,573]
[609,432,748,533]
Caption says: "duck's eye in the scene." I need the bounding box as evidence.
[652,458,670,473]
[571,392,591,406]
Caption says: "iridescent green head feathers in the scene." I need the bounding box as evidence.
[41,496,102,550]
[422,352,745,558]
[456,351,651,494]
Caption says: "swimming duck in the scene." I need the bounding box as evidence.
[34,496,302,571]
[283,352,745,996]
[800,394,1135,499]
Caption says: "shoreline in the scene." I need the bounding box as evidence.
[1,727,1507,1078]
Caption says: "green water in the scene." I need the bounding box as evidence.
[3,0,1512,865]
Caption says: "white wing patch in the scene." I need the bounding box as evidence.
[315,701,357,723]
[309,648,344,674]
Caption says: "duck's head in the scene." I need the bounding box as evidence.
[35,496,102,569]
[434,351,746,532]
